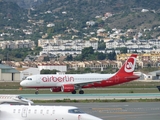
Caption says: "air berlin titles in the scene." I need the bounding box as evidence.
[42,76,74,82]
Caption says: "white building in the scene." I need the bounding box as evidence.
[38,64,67,72]
[19,67,40,80]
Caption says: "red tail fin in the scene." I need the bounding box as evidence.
[116,54,137,76]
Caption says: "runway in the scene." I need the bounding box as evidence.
[36,102,160,120]
[20,93,160,100]
[18,94,160,120]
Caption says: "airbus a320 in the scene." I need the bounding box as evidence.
[20,54,141,94]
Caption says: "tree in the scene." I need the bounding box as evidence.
[107,51,116,60]
[65,55,73,61]
[81,47,94,60]
[96,52,106,60]
[98,40,106,50]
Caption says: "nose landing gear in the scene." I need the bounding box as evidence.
[35,89,39,94]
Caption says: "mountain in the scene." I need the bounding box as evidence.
[0,0,160,40]
[35,0,160,13]
[0,1,28,29]
[3,0,45,9]
[34,0,160,32]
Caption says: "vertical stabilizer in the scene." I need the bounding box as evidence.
[116,54,137,76]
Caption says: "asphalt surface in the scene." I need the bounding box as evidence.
[36,102,160,120]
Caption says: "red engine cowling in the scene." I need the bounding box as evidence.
[50,87,61,92]
[61,84,75,92]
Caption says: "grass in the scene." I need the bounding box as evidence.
[0,81,160,94]
[0,81,160,103]
[0,88,159,94]
[32,98,160,103]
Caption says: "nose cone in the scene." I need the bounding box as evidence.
[20,80,27,87]
[81,114,103,120]
[20,81,24,86]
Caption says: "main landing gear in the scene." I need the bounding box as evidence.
[71,90,84,94]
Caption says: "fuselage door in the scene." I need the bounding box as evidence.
[36,76,40,84]
[21,107,28,118]
[115,75,119,83]
[78,115,81,120]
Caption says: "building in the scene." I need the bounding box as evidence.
[38,64,67,72]
[17,67,40,80]
[0,64,20,81]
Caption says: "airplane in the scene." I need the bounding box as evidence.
[0,94,33,105]
[0,104,103,120]
[20,54,141,94]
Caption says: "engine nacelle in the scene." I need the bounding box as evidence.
[50,87,61,92]
[61,84,75,92]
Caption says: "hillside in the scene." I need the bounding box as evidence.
[0,1,28,29]
[3,0,45,9]
[33,0,160,35]
[0,0,160,40]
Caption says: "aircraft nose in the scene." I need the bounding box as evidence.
[20,80,26,86]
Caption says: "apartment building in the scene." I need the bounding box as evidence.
[0,40,35,49]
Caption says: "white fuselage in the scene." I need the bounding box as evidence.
[0,95,33,104]
[20,73,114,87]
[0,104,103,120]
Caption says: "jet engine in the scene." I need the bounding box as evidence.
[61,84,75,92]
[50,87,61,92]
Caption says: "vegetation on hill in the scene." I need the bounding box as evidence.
[0,0,160,61]
[0,1,28,29]
[1,0,160,40]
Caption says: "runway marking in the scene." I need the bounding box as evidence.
[99,111,145,114]
[92,108,122,110]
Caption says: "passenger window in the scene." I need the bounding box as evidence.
[40,110,43,114]
[28,109,31,113]
[13,109,16,113]
[34,110,37,114]
[52,110,55,114]
[46,110,49,114]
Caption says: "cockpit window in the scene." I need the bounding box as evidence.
[17,96,22,99]
[26,78,32,80]
[16,96,25,100]
[68,109,84,114]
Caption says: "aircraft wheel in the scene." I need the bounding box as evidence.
[72,90,76,94]
[35,91,39,94]
[79,90,84,94]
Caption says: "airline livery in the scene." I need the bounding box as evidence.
[0,104,103,120]
[0,94,33,105]
[20,54,141,94]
